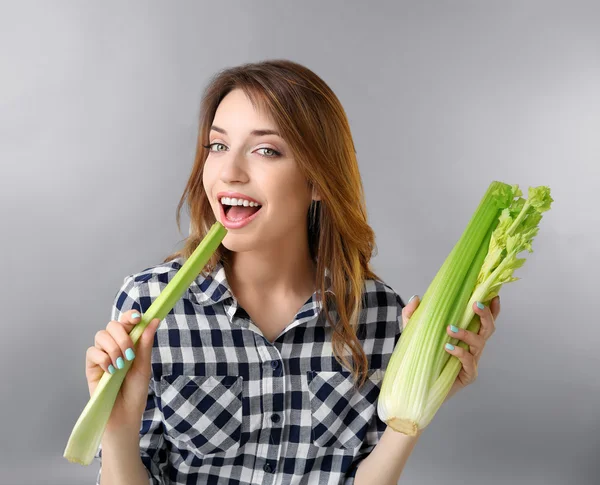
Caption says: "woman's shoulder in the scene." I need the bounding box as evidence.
[361,275,405,311]
[109,258,185,316]
[355,276,405,342]
[120,257,186,286]
[116,256,223,291]
[111,257,230,314]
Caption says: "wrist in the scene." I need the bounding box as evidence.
[445,386,458,403]
[99,432,147,485]
[354,424,421,485]
[382,423,423,445]
[102,430,140,452]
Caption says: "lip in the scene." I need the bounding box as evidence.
[219,199,263,229]
[216,191,262,205]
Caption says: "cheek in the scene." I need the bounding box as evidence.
[270,199,310,226]
[201,174,217,213]
[202,163,212,184]
[202,165,217,195]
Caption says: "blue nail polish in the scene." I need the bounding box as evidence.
[108,364,116,374]
[408,295,418,304]
[450,325,459,333]
[445,343,455,351]
[125,348,135,361]
[132,313,141,319]
[116,356,125,369]
[476,301,485,310]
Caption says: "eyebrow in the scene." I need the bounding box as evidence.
[210,125,282,138]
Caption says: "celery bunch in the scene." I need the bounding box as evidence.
[377,181,553,435]
[64,222,227,465]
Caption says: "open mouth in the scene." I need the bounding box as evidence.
[222,202,263,222]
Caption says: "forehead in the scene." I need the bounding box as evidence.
[214,89,274,125]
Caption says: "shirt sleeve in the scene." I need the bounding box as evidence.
[343,291,405,483]
[94,275,169,484]
[342,446,375,483]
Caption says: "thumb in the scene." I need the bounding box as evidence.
[131,318,161,375]
[402,295,420,330]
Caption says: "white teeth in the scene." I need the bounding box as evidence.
[220,197,261,207]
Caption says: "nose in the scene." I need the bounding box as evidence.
[219,149,249,184]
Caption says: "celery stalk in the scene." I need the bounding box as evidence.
[64,221,228,465]
[378,182,553,435]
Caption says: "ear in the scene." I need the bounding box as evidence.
[308,181,321,201]
[311,185,322,202]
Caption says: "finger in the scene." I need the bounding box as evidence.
[490,296,501,321]
[117,309,144,331]
[447,325,486,361]
[86,346,114,375]
[445,342,478,384]
[106,320,136,363]
[94,330,126,371]
[402,295,420,329]
[473,300,496,341]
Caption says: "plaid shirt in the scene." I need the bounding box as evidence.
[95,258,404,485]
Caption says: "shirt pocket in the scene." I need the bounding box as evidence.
[159,374,243,456]
[306,369,384,450]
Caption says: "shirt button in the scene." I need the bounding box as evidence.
[271,360,280,369]
[271,413,281,423]
[263,462,274,473]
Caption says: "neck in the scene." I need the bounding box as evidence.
[225,249,317,300]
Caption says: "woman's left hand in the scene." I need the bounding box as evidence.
[443,297,500,401]
[401,295,501,403]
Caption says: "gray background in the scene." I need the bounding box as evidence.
[1,1,598,484]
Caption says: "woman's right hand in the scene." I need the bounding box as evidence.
[85,310,161,436]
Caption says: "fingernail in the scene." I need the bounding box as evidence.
[445,343,455,351]
[450,325,459,333]
[132,312,141,319]
[116,356,125,369]
[108,364,116,374]
[476,301,485,310]
[125,348,135,361]
[408,295,418,304]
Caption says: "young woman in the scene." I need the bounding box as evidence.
[86,59,500,485]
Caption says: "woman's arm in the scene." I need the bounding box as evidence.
[354,426,421,485]
[99,433,150,485]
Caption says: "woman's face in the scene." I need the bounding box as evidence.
[203,88,316,254]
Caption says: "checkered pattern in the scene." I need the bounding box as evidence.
[94,258,404,485]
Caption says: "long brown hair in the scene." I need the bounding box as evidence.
[163,59,382,388]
